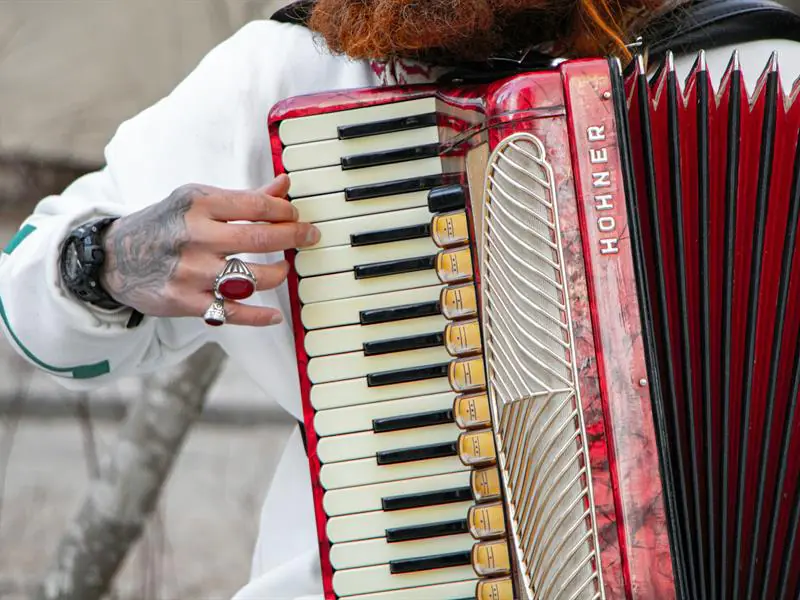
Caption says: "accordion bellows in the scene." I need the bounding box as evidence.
[268,50,800,599]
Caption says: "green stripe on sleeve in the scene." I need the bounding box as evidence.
[3,225,37,254]
[0,297,110,379]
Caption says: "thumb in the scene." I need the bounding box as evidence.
[258,174,291,199]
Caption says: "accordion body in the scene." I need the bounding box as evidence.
[268,52,800,599]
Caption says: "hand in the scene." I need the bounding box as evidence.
[99,175,317,326]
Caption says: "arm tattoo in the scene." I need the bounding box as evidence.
[101,185,203,309]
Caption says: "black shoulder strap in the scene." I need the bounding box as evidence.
[644,0,800,59]
[271,0,315,26]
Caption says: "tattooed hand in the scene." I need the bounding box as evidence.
[99,175,317,326]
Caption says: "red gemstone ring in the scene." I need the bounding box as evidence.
[215,258,257,301]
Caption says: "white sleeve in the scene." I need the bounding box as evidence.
[0,20,361,390]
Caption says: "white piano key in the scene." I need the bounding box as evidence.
[341,579,478,600]
[308,206,432,249]
[290,157,442,199]
[279,98,437,145]
[311,376,451,411]
[330,533,475,570]
[323,471,472,516]
[294,190,429,224]
[307,346,451,385]
[314,392,455,436]
[283,127,440,172]
[305,315,446,357]
[299,269,440,304]
[333,563,475,597]
[301,286,443,330]
[327,501,473,543]
[317,423,460,464]
[295,237,438,278]
[320,455,467,490]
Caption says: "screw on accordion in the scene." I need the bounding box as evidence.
[267,50,800,600]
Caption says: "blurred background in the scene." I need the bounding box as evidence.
[2,1,800,599]
[0,2,293,599]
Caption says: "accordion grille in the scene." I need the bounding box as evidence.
[480,133,603,599]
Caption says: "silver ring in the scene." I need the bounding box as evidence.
[203,296,226,327]
[215,258,257,301]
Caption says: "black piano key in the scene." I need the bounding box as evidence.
[376,441,458,466]
[363,331,444,356]
[389,551,472,575]
[346,174,447,202]
[360,301,441,326]
[382,486,474,511]
[351,223,431,247]
[386,519,468,543]
[337,113,437,140]
[354,255,436,280]
[367,362,449,387]
[342,143,440,171]
[373,409,454,433]
[428,185,467,213]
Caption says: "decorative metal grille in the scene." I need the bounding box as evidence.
[480,133,604,600]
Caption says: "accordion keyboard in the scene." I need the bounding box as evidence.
[277,99,515,599]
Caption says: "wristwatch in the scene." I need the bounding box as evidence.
[59,217,125,310]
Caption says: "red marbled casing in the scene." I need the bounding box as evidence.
[268,57,674,599]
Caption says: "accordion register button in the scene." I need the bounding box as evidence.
[449,357,487,393]
[471,468,502,503]
[471,540,511,577]
[453,393,492,430]
[440,284,478,320]
[428,185,467,213]
[468,502,507,539]
[445,319,483,357]
[436,247,474,284]
[476,577,514,600]
[432,211,470,248]
[457,430,497,467]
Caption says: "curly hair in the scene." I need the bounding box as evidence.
[307,0,688,64]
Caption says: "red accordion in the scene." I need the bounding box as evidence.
[268,52,800,599]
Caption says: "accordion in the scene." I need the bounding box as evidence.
[268,51,800,599]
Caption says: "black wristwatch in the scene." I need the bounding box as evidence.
[59,217,125,310]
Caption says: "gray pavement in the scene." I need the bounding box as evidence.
[0,418,294,600]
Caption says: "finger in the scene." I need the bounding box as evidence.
[201,187,298,223]
[204,221,320,254]
[257,174,291,199]
[194,294,284,327]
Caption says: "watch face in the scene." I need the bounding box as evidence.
[64,242,83,280]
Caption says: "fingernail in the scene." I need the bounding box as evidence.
[270,313,284,325]
[305,226,321,246]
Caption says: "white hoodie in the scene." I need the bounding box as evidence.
[1,18,799,600]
